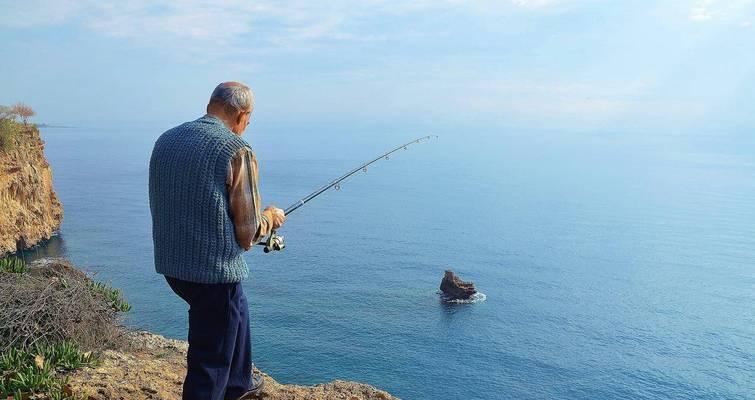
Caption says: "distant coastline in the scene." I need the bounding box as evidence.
[37,123,75,128]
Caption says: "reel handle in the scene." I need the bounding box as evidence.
[261,230,285,253]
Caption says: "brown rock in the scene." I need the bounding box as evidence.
[0,125,63,256]
[439,270,477,300]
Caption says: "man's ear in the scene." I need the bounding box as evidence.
[235,110,245,126]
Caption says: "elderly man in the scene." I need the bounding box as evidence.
[149,82,285,400]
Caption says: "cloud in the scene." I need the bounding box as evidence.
[0,0,571,49]
[689,0,755,23]
[0,0,83,27]
[1,0,746,130]
[690,0,715,21]
[511,0,558,8]
[0,1,356,47]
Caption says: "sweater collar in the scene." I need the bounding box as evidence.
[199,114,224,125]
[198,114,236,135]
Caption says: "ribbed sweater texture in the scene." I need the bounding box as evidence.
[149,115,252,283]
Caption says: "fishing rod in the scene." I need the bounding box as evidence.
[258,135,437,253]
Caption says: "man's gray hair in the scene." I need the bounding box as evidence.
[209,82,254,113]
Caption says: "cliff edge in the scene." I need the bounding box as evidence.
[0,124,62,255]
[68,330,398,400]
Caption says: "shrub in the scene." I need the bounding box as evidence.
[0,119,19,152]
[0,258,129,351]
[0,258,121,399]
[0,105,16,120]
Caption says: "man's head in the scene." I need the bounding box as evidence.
[206,82,254,135]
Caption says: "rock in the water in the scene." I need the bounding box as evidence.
[440,270,477,300]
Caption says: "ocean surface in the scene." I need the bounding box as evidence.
[23,124,754,399]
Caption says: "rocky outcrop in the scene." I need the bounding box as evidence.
[68,331,398,400]
[439,270,477,301]
[0,125,62,255]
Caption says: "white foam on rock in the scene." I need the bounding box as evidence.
[441,292,487,304]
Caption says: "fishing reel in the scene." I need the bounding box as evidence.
[263,231,285,253]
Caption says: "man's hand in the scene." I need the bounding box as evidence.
[264,205,286,230]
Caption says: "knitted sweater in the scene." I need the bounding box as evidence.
[148,115,252,283]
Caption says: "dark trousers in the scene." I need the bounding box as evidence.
[165,276,252,400]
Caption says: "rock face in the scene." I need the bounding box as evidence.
[0,125,62,256]
[439,270,477,300]
[68,331,399,400]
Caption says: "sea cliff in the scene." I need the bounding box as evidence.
[0,124,62,255]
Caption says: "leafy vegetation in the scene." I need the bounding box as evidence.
[0,258,130,399]
[0,103,36,151]
[0,256,28,274]
[0,341,94,399]
[89,281,132,313]
[0,105,16,119]
[0,118,20,152]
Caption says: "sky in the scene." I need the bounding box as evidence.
[0,0,754,137]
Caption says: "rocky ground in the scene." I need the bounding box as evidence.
[67,331,398,400]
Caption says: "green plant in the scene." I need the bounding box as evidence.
[0,118,19,152]
[0,257,27,274]
[0,346,27,371]
[35,342,97,372]
[44,342,97,371]
[89,281,132,312]
[7,364,57,390]
[0,342,96,399]
[0,105,17,120]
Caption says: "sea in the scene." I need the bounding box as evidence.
[21,123,754,399]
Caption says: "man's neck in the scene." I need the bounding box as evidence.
[204,113,234,133]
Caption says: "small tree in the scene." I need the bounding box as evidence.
[12,103,35,126]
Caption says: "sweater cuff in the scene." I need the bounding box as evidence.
[260,211,273,235]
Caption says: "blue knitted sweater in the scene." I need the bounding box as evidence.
[148,115,252,283]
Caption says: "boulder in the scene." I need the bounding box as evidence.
[439,270,477,300]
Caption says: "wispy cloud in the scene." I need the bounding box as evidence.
[0,0,571,50]
[689,0,755,23]
[511,0,558,8]
[2,0,751,128]
[690,0,715,21]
